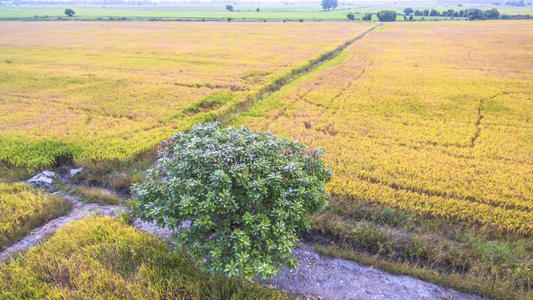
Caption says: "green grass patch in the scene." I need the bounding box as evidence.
[183,92,235,115]
[0,183,72,250]
[0,216,288,299]
[308,202,533,300]
[0,138,78,171]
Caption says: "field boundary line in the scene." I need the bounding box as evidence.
[217,24,379,125]
[470,92,502,147]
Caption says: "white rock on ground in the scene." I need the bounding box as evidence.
[27,171,56,186]
[70,168,84,176]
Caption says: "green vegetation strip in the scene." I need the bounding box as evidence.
[217,25,377,126]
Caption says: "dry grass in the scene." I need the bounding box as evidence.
[75,186,121,205]
[0,21,372,170]
[236,21,533,298]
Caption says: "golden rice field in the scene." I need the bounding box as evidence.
[235,21,533,298]
[1,20,532,299]
[0,183,71,250]
[237,21,533,236]
[0,21,371,169]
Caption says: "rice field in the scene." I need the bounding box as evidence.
[235,21,533,298]
[0,19,532,299]
[0,21,371,170]
[0,183,71,250]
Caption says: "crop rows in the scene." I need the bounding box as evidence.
[0,21,372,170]
[237,21,533,236]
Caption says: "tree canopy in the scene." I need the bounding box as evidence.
[321,0,338,10]
[132,122,331,280]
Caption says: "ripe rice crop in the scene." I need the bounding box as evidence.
[0,21,372,170]
[235,21,533,298]
[237,20,533,236]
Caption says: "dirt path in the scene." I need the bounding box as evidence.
[0,193,172,262]
[264,246,484,300]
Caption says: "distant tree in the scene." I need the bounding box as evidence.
[64,8,75,17]
[403,7,414,15]
[377,10,397,21]
[429,9,440,16]
[458,3,463,7]
[464,8,483,19]
[347,13,355,20]
[423,9,430,16]
[485,8,500,18]
[409,15,414,20]
[256,8,260,12]
[226,5,233,12]
[321,0,338,10]
[362,13,372,21]
[414,9,423,16]
[505,0,526,6]
[442,9,455,17]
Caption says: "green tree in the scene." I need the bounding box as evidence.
[403,7,414,15]
[444,9,455,17]
[377,10,397,21]
[226,5,234,12]
[347,13,355,20]
[464,8,483,19]
[430,9,440,16]
[64,8,75,17]
[321,0,338,10]
[485,8,500,19]
[132,122,331,280]
[362,13,372,21]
